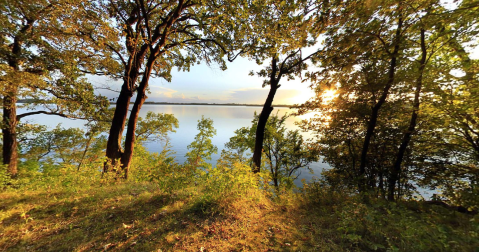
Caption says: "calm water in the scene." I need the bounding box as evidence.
[19,104,329,186]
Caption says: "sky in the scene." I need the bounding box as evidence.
[87,0,478,106]
[88,56,317,105]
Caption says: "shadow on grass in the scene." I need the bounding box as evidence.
[3,181,478,252]
[0,183,242,252]
[283,186,479,252]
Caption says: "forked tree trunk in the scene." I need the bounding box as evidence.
[119,60,154,179]
[104,61,143,173]
[103,0,185,178]
[388,29,427,201]
[104,83,134,172]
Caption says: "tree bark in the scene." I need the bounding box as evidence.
[77,133,93,171]
[252,57,280,172]
[103,0,184,176]
[119,59,154,179]
[388,29,427,201]
[104,82,134,172]
[2,91,18,176]
[358,16,403,192]
[2,22,33,177]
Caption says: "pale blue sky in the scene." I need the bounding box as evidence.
[89,56,316,105]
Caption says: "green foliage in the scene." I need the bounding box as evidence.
[190,160,269,217]
[130,142,193,194]
[411,33,479,209]
[129,112,181,187]
[0,0,114,176]
[222,0,326,75]
[9,158,105,192]
[0,0,114,118]
[298,0,479,201]
[185,118,271,215]
[185,116,218,170]
[300,180,479,251]
[225,112,318,189]
[0,164,11,189]
[202,162,260,199]
[19,124,107,172]
[135,112,179,144]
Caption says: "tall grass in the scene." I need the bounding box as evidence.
[1,150,478,251]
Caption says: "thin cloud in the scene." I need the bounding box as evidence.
[153,86,178,98]
[228,88,301,104]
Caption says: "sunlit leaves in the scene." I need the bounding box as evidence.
[298,0,479,199]
[135,112,179,143]
[185,116,218,170]
[224,112,318,188]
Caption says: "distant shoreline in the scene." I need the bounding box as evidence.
[16,100,297,108]
[140,102,296,108]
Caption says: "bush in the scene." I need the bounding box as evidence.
[0,164,11,189]
[130,143,194,193]
[188,161,267,214]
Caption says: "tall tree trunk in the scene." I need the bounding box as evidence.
[388,29,427,201]
[119,60,154,179]
[2,23,32,177]
[252,57,280,172]
[104,83,134,172]
[358,16,403,192]
[2,90,18,176]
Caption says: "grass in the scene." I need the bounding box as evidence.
[1,172,478,251]
[0,181,299,251]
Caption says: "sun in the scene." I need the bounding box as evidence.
[321,89,338,104]
[289,89,316,104]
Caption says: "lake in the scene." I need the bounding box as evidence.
[19,104,329,186]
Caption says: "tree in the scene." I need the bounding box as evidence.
[91,0,236,178]
[224,112,318,188]
[19,124,108,174]
[298,0,479,199]
[410,3,479,207]
[0,0,113,176]
[299,0,410,194]
[135,112,179,144]
[231,0,330,172]
[126,112,179,182]
[185,116,217,170]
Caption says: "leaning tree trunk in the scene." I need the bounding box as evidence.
[388,29,426,201]
[358,16,403,192]
[252,57,280,172]
[2,90,19,176]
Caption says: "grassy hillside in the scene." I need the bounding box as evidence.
[1,164,478,251]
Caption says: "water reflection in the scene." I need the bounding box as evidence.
[140,105,328,186]
[140,105,298,159]
[18,104,329,186]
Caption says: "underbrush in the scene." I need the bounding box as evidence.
[294,181,479,251]
[1,161,478,251]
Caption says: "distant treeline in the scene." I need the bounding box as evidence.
[133,102,294,108]
[16,99,294,108]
